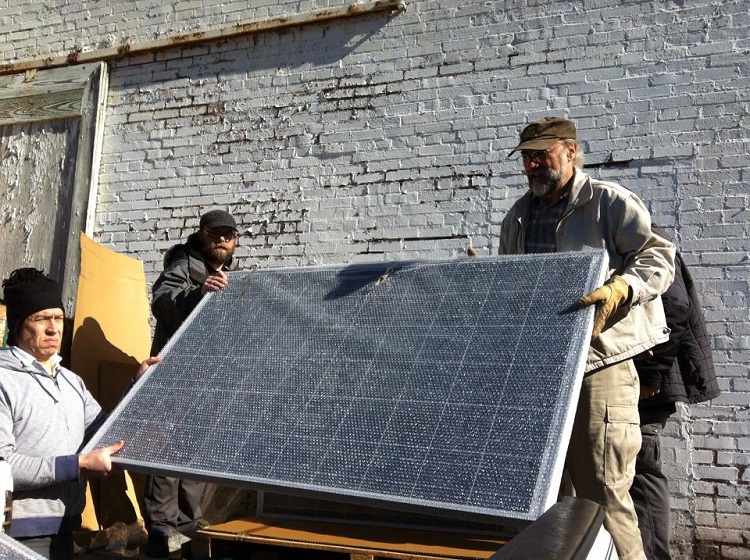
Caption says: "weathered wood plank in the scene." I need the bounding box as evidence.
[0,63,102,99]
[0,62,107,314]
[0,88,82,125]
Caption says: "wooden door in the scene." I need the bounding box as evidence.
[0,62,108,315]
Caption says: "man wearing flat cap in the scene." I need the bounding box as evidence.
[498,117,675,560]
[144,208,240,557]
[0,268,157,559]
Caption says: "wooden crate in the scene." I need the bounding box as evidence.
[195,517,508,560]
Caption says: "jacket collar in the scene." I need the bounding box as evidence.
[566,170,593,212]
[10,346,62,376]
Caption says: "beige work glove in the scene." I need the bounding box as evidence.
[579,275,630,340]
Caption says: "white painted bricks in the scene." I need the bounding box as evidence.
[2,2,748,557]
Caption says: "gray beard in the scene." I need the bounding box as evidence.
[529,168,564,198]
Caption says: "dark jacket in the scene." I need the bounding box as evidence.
[151,233,237,354]
[634,232,720,423]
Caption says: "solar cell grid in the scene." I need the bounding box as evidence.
[0,532,47,560]
[85,252,607,522]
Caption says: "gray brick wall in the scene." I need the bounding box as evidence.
[3,1,748,557]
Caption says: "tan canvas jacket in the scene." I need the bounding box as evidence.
[499,171,676,372]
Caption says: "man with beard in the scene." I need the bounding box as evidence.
[497,117,675,560]
[144,209,239,558]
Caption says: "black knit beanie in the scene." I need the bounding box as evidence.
[2,268,64,344]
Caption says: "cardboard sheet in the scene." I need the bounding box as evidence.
[72,233,152,529]
[0,304,6,348]
[72,233,152,397]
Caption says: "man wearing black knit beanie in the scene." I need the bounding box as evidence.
[0,268,158,560]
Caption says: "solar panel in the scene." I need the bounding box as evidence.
[85,252,607,523]
[0,532,47,560]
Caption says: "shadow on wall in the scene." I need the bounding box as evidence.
[109,10,394,86]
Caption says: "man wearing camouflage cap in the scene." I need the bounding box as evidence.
[498,117,675,560]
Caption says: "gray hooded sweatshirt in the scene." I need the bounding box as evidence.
[0,347,105,537]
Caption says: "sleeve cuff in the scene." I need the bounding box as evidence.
[54,455,80,482]
[620,273,643,306]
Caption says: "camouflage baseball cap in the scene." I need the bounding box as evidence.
[509,117,577,155]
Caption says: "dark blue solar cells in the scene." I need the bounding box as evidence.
[85,252,607,522]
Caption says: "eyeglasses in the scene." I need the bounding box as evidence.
[520,143,559,163]
[202,228,238,241]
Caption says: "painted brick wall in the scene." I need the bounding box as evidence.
[2,1,748,558]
